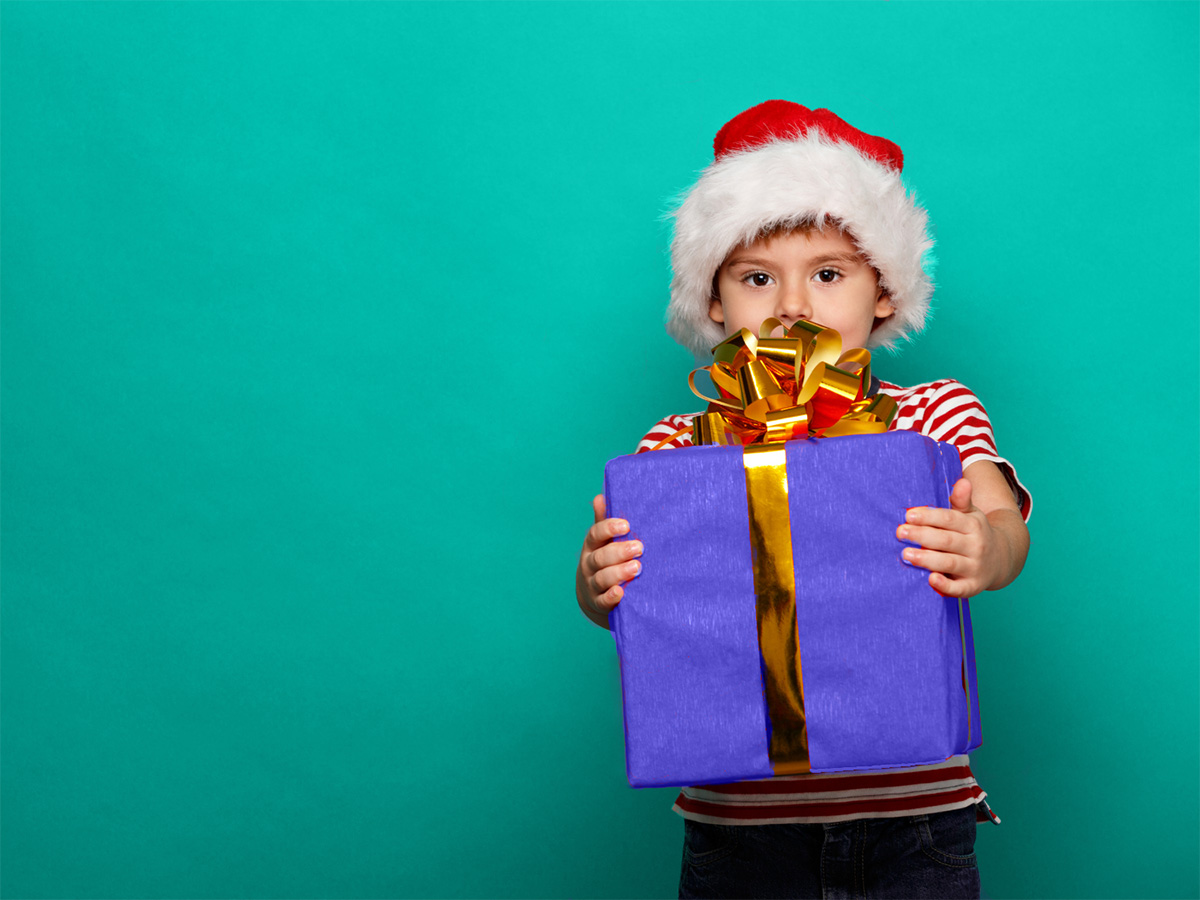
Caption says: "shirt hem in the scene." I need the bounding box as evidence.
[671,793,993,826]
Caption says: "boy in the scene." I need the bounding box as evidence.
[575,101,1030,899]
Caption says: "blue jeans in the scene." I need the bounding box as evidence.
[679,805,980,899]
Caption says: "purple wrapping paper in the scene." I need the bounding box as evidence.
[603,431,981,789]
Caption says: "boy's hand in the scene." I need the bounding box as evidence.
[896,462,1029,598]
[576,494,642,629]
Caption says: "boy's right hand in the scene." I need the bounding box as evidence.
[576,494,642,629]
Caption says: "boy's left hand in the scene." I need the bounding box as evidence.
[896,462,1029,598]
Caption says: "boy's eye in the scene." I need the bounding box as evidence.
[744,272,773,287]
[815,269,841,284]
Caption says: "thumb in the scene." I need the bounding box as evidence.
[592,493,606,523]
[949,478,974,513]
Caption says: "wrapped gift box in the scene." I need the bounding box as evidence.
[603,430,981,789]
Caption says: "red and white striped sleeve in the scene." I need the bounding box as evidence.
[881,379,1031,521]
[634,413,697,454]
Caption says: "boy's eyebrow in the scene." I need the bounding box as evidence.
[809,252,867,266]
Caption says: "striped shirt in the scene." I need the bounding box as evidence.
[633,379,1030,826]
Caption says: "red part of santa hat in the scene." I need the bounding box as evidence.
[714,100,905,171]
[667,100,934,357]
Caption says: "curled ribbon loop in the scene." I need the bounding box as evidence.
[689,320,897,446]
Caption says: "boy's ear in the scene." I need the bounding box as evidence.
[873,291,895,321]
[708,296,725,324]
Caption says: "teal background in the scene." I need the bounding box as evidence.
[3,2,1197,898]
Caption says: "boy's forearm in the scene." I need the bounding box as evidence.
[985,508,1029,591]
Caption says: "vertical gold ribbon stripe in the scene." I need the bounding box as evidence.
[742,444,810,775]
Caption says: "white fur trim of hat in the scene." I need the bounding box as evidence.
[666,101,934,358]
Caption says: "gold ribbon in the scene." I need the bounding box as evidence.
[743,444,810,774]
[691,320,899,774]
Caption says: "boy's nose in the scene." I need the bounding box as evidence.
[777,283,811,321]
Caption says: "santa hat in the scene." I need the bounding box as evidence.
[666,100,934,357]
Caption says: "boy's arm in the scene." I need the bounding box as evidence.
[895,459,1030,598]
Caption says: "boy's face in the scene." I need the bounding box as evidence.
[709,228,894,351]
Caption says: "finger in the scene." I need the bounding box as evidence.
[948,478,974,514]
[591,538,643,573]
[896,523,969,555]
[583,516,630,553]
[903,506,974,534]
[901,545,966,578]
[590,583,625,614]
[589,558,642,597]
[592,494,606,524]
[928,571,977,599]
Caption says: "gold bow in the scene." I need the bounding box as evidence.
[686,318,898,447]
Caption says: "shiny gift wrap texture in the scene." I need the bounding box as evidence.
[603,431,981,789]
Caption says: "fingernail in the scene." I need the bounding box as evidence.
[613,520,629,535]
[629,560,641,576]
[898,526,909,539]
[628,541,643,557]
[902,549,916,564]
